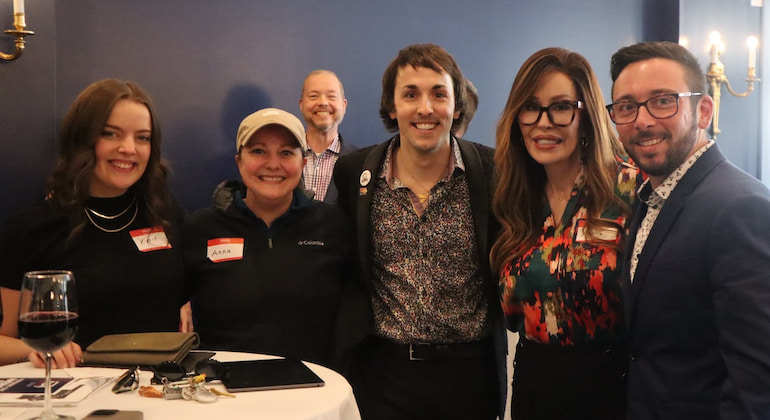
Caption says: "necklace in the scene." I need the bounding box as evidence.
[85,196,136,219]
[398,160,446,198]
[415,192,430,204]
[84,202,138,233]
[547,183,572,203]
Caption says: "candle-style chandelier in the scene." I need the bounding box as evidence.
[706,31,760,139]
[1,0,34,61]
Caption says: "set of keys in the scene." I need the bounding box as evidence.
[136,373,235,403]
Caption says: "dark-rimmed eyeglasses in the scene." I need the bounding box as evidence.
[606,92,702,125]
[518,100,583,127]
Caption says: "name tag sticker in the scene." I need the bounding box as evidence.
[207,238,244,263]
[130,227,172,252]
[575,219,620,243]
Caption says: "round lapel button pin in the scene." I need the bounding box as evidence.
[360,170,371,187]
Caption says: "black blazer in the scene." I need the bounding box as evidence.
[332,136,507,418]
[320,133,358,204]
[623,145,770,420]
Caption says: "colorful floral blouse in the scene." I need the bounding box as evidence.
[499,161,640,345]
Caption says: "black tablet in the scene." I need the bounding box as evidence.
[221,359,325,392]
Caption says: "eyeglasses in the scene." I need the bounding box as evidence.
[150,359,225,385]
[518,100,583,127]
[606,92,702,125]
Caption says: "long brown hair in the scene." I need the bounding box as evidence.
[47,78,175,240]
[490,48,630,275]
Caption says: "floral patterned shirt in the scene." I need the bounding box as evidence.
[499,161,640,345]
[370,136,488,344]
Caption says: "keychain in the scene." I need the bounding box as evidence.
[161,377,186,400]
[182,374,217,403]
[138,374,232,403]
[138,386,163,398]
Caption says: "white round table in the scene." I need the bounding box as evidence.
[0,351,361,420]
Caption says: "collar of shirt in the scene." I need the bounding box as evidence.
[233,187,312,223]
[305,134,340,156]
[637,140,714,209]
[378,135,466,189]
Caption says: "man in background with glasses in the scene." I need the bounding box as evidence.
[608,41,770,420]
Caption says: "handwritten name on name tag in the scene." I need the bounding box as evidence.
[575,219,620,244]
[130,227,172,252]
[207,238,244,262]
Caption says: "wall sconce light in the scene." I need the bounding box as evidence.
[706,31,760,139]
[1,0,34,61]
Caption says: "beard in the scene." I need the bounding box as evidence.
[310,120,335,132]
[627,123,699,177]
[307,111,341,133]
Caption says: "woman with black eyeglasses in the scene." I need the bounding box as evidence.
[490,48,643,420]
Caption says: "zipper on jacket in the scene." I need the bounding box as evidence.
[268,237,273,249]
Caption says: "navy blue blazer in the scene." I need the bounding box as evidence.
[331,136,507,419]
[623,145,770,420]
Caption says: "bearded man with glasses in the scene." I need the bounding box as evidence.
[609,41,770,420]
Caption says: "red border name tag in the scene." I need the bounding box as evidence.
[207,238,244,262]
[130,227,172,252]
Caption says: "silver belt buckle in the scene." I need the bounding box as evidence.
[409,344,423,361]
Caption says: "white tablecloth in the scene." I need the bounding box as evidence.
[0,351,361,420]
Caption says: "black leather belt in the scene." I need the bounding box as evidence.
[374,337,491,361]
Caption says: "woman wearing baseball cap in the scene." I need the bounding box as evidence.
[182,108,353,368]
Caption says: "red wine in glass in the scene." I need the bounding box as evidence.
[18,270,78,420]
[18,312,79,353]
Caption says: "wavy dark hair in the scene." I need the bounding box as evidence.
[490,48,630,275]
[47,78,174,240]
[379,43,466,133]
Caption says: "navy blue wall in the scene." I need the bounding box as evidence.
[679,0,762,177]
[2,0,660,222]
[0,0,56,224]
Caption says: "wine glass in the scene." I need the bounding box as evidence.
[17,270,79,420]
